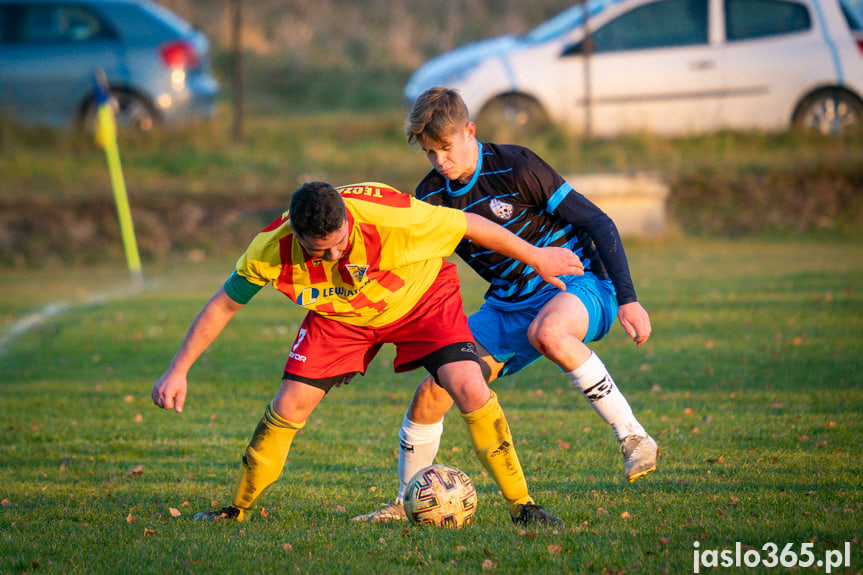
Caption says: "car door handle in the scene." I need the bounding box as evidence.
[689,59,716,71]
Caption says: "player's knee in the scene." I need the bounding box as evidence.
[435,361,491,414]
[529,310,589,360]
[527,319,563,357]
[409,376,454,422]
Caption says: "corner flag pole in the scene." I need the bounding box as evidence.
[93,70,142,282]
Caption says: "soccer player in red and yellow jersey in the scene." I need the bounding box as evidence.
[151,181,581,525]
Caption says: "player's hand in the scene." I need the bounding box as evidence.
[333,373,357,388]
[534,246,584,290]
[618,302,651,346]
[152,371,188,413]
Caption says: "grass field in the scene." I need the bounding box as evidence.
[1,237,862,574]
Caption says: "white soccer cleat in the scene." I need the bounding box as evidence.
[620,434,658,482]
[351,501,407,523]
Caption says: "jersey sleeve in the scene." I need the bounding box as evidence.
[226,228,286,304]
[233,216,292,287]
[339,183,466,269]
[514,150,639,305]
[404,195,467,261]
[373,195,466,269]
[224,270,264,304]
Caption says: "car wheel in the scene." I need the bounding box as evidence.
[793,88,863,136]
[477,94,549,139]
[81,89,159,132]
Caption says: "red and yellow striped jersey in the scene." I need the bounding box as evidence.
[234,182,467,327]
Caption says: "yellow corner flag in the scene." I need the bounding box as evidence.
[94,69,142,282]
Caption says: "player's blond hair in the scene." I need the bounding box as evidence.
[405,87,471,148]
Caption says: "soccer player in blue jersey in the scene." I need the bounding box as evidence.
[354,87,657,523]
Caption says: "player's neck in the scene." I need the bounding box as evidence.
[455,141,480,184]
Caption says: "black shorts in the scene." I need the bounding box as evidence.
[284,341,483,393]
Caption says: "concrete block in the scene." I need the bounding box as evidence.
[565,173,670,238]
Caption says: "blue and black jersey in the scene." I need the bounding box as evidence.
[415,142,637,307]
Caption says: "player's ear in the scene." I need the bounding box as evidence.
[465,122,476,140]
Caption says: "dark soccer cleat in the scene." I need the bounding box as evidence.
[510,503,565,527]
[192,505,244,522]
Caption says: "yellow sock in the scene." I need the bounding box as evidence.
[460,390,533,515]
[232,401,305,511]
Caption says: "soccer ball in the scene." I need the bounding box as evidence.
[403,464,477,527]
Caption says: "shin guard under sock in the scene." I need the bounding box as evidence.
[396,414,444,502]
[232,401,305,510]
[567,352,646,440]
[460,391,532,513]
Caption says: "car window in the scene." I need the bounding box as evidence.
[839,0,863,31]
[524,0,626,44]
[725,0,811,41]
[590,0,709,53]
[5,4,111,43]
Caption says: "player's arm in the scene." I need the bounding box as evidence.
[151,287,243,413]
[463,212,583,290]
[554,194,651,345]
[572,213,652,345]
[518,154,652,345]
[554,197,652,345]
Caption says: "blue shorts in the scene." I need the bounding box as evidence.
[468,273,617,377]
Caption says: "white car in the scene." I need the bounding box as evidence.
[405,0,863,136]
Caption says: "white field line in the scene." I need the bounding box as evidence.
[0,279,158,357]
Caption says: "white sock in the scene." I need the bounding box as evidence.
[567,352,645,441]
[395,414,444,503]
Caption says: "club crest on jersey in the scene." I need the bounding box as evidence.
[346,264,369,284]
[297,287,319,306]
[489,198,514,220]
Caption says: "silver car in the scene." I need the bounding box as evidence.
[406,0,863,136]
[0,0,219,130]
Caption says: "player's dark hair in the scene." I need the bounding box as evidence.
[406,87,471,148]
[289,182,346,239]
